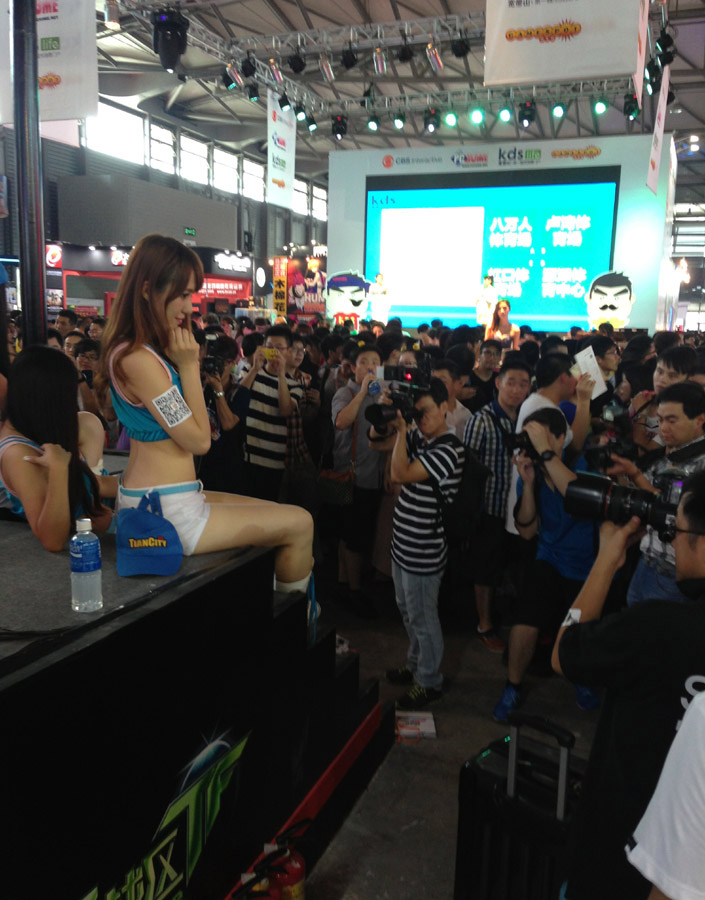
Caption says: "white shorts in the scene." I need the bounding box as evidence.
[117,480,211,556]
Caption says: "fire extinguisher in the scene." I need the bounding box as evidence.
[263,821,310,900]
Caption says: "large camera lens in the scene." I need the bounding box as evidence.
[565,472,677,538]
[365,403,398,430]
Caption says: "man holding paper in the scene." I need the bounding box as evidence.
[575,335,620,417]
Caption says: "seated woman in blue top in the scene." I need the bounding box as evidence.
[97,234,313,592]
[0,346,113,550]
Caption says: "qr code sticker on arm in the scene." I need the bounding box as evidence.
[152,385,193,428]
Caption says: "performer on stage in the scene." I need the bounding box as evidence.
[475,274,498,329]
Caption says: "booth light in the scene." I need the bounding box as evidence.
[444,110,458,127]
[593,98,608,115]
[393,112,405,130]
[278,92,291,111]
[151,9,189,74]
[294,104,307,122]
[498,105,512,123]
[306,114,317,132]
[373,47,387,76]
[104,0,120,30]
[470,106,485,125]
[268,58,283,85]
[332,114,347,141]
[247,83,259,102]
[623,93,640,121]
[319,53,335,83]
[341,45,357,69]
[367,114,380,132]
[241,54,256,78]
[450,36,470,58]
[552,102,565,119]
[519,99,536,128]
[425,41,443,72]
[397,41,413,63]
[288,51,306,74]
[225,61,244,88]
[424,108,441,133]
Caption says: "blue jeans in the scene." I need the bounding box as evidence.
[392,561,444,690]
[626,556,690,607]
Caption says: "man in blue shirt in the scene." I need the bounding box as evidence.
[493,407,597,721]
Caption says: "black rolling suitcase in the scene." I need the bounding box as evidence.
[454,712,587,900]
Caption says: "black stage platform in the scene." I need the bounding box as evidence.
[0,517,394,900]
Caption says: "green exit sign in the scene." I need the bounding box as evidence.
[184,227,196,237]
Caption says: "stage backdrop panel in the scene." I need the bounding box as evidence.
[327,136,675,332]
[484,0,641,87]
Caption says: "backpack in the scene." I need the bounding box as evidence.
[432,448,492,540]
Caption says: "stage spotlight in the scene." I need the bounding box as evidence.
[222,71,236,91]
[247,83,259,102]
[519,99,536,128]
[151,9,189,74]
[225,61,244,89]
[367,115,380,132]
[104,0,120,31]
[645,58,662,84]
[470,106,485,125]
[656,30,674,55]
[241,54,256,78]
[319,53,335,83]
[306,114,317,132]
[552,102,565,119]
[373,47,387,76]
[451,36,470,58]
[593,97,608,115]
[341,45,358,69]
[268,58,283,85]
[294,104,307,122]
[288,51,306,74]
[278,92,291,111]
[623,93,640,121]
[397,41,414,63]
[393,112,405,130]
[425,41,443,72]
[498,104,512,123]
[445,110,458,127]
[424,108,441,133]
[332,115,347,141]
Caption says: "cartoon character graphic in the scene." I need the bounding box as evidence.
[585,271,634,330]
[325,271,372,326]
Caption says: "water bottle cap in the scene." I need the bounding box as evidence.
[76,518,92,532]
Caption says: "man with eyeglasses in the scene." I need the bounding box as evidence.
[607,382,705,607]
[551,468,705,900]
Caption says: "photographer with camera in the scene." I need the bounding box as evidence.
[607,382,705,607]
[551,470,705,900]
[198,336,251,494]
[492,408,599,722]
[369,378,464,710]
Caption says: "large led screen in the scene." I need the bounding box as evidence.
[364,168,620,331]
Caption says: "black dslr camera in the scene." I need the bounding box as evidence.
[584,401,640,471]
[364,362,431,430]
[503,431,541,463]
[203,355,225,376]
[564,471,684,542]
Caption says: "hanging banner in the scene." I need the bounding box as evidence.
[266,90,296,211]
[484,0,641,86]
[634,0,649,108]
[286,255,326,321]
[647,66,670,196]
[272,257,288,316]
[0,0,99,123]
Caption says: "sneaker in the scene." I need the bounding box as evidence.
[576,685,600,711]
[386,665,414,685]
[493,684,521,722]
[396,683,444,710]
[478,628,506,654]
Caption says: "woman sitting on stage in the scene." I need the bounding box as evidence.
[0,346,112,550]
[98,234,313,592]
[485,300,520,352]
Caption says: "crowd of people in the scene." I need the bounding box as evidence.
[1,235,705,900]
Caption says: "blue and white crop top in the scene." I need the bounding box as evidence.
[109,344,184,442]
[0,435,42,516]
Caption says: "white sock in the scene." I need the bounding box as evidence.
[275,572,312,594]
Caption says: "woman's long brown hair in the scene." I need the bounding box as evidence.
[96,234,204,395]
[489,299,511,335]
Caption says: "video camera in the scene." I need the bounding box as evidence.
[503,431,542,463]
[364,363,431,430]
[564,470,686,542]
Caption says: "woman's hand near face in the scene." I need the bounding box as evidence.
[168,325,200,369]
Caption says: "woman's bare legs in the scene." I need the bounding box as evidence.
[194,497,314,583]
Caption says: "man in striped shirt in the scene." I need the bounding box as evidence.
[372,379,465,710]
[463,360,532,651]
[243,325,304,500]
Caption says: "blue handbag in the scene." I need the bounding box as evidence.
[116,491,183,576]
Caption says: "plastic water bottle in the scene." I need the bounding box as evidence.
[367,377,381,396]
[70,518,103,613]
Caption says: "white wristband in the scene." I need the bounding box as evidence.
[562,608,582,628]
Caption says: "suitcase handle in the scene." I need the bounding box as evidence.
[507,712,575,749]
[505,712,576,822]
